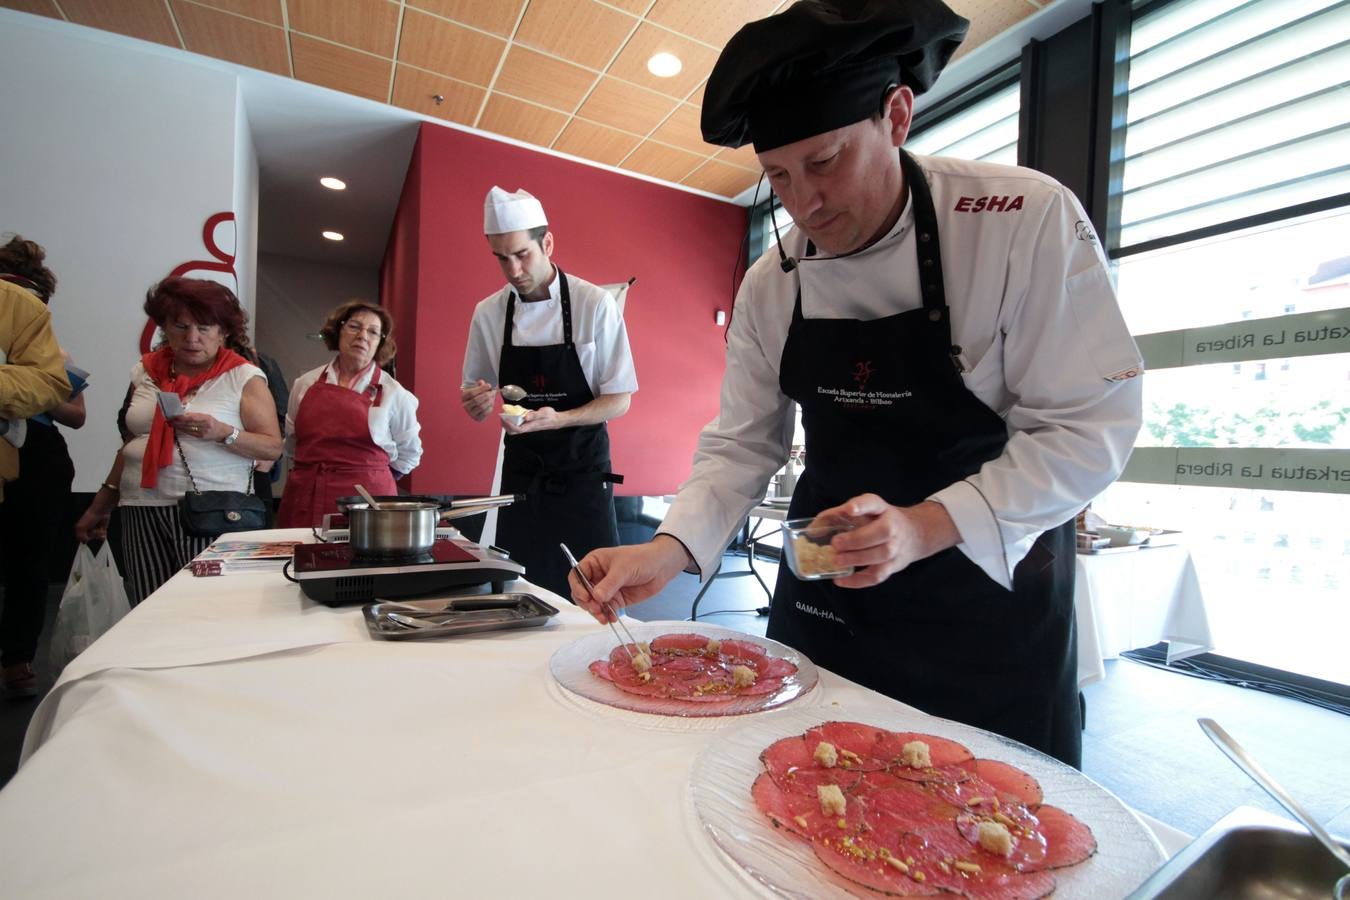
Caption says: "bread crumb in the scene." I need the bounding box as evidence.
[705,638,721,656]
[813,742,838,768]
[817,784,846,817]
[977,821,1014,857]
[731,665,755,688]
[793,534,841,575]
[900,740,931,769]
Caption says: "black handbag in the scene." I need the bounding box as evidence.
[174,434,268,539]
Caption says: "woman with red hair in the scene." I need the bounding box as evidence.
[77,277,282,605]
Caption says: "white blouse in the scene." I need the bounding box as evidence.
[284,361,423,474]
[119,362,265,505]
[461,270,638,398]
[659,153,1144,589]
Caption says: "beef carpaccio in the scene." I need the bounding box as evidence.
[588,632,798,701]
[752,722,1097,898]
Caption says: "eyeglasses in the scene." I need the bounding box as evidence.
[342,321,383,340]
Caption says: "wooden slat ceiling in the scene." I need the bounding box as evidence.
[5,0,1049,199]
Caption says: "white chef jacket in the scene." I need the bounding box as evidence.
[284,361,423,475]
[660,153,1144,589]
[461,269,639,398]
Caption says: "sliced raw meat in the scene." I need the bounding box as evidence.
[761,736,863,794]
[885,761,973,786]
[955,811,1049,871]
[958,759,1044,808]
[591,632,798,702]
[650,632,709,654]
[751,726,1096,899]
[803,721,897,771]
[752,772,868,840]
[1034,805,1097,869]
[589,660,611,680]
[720,638,769,660]
[812,832,942,897]
[759,656,799,678]
[879,731,974,769]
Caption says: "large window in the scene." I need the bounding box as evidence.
[1095,0,1350,685]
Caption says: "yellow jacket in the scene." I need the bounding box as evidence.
[1,280,71,501]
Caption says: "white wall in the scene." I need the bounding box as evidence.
[234,82,260,317]
[0,10,254,489]
[254,252,379,396]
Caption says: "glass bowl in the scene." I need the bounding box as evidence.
[781,516,855,580]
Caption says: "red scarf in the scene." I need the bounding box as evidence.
[140,346,248,488]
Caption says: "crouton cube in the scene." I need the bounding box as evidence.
[900,740,932,769]
[976,821,1014,857]
[813,741,839,768]
[817,784,846,817]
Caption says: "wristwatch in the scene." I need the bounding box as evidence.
[222,426,241,446]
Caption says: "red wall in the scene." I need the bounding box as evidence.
[380,122,747,497]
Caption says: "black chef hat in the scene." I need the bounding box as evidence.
[701,0,969,151]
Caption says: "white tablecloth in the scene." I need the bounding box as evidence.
[1074,544,1214,686]
[0,529,1176,898]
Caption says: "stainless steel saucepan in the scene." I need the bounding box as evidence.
[342,494,520,557]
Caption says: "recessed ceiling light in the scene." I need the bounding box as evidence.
[647,52,682,78]
[320,176,347,190]
[322,231,344,241]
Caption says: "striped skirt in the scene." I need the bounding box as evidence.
[119,505,214,606]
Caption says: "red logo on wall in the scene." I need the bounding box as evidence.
[138,211,237,353]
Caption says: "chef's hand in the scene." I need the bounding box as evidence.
[460,380,495,422]
[571,536,691,623]
[504,405,563,435]
[822,495,961,589]
[172,413,225,441]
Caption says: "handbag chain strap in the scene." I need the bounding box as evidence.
[172,431,254,496]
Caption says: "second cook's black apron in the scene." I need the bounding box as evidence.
[769,151,1081,767]
[495,269,622,598]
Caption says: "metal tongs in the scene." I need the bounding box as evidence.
[559,543,647,667]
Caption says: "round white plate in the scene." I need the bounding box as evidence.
[548,620,818,719]
[690,704,1166,899]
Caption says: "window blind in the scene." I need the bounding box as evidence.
[906,82,1020,165]
[1118,0,1350,252]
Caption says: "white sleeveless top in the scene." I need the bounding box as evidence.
[119,361,265,505]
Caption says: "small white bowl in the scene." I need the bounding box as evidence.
[500,412,524,427]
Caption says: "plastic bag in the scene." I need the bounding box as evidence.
[49,542,132,671]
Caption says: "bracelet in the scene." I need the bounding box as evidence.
[100,482,120,493]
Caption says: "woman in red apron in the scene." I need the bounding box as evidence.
[278,302,422,528]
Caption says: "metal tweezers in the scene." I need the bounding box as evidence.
[559,543,646,667]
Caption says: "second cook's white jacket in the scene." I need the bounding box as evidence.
[660,154,1144,589]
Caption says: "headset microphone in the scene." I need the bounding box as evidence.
[769,188,797,272]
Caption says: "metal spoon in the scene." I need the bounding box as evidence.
[500,384,527,403]
[353,483,382,511]
[1199,717,1350,898]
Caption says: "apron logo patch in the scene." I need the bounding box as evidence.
[1074,220,1098,244]
[954,195,1024,213]
[795,600,846,625]
[1106,367,1141,382]
[530,374,548,391]
[853,360,875,391]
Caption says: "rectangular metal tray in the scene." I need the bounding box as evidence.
[1127,806,1350,899]
[364,593,558,640]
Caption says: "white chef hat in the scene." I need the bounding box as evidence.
[483,186,548,235]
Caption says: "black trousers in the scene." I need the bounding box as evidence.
[0,423,75,666]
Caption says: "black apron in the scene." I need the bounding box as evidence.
[496,269,622,598]
[769,151,1081,767]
